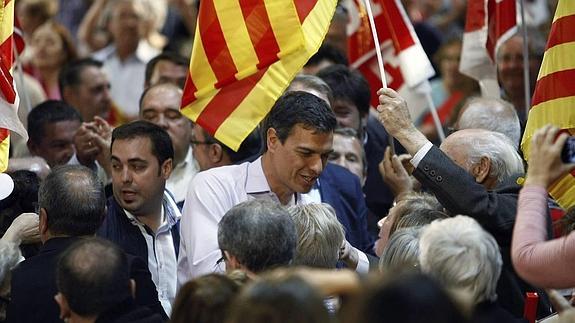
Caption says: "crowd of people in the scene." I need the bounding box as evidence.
[0,0,574,322]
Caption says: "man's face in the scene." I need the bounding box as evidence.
[108,1,144,47]
[111,137,171,216]
[191,127,214,171]
[328,133,365,182]
[269,124,334,193]
[497,36,524,98]
[332,99,365,136]
[30,120,80,168]
[149,60,188,89]
[70,66,112,121]
[140,86,192,165]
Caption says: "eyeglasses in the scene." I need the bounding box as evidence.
[190,139,215,146]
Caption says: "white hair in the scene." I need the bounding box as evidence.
[0,240,21,283]
[379,227,422,272]
[419,215,502,304]
[458,97,521,149]
[461,130,524,182]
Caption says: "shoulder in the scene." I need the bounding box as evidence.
[322,163,361,186]
[190,163,249,193]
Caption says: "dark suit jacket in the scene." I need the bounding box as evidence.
[319,163,373,255]
[6,237,166,323]
[414,146,551,319]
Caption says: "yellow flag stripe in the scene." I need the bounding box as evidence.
[189,29,218,100]
[216,0,260,80]
[266,0,305,58]
[549,174,575,209]
[0,0,14,45]
[521,95,575,159]
[215,0,337,150]
[537,42,575,80]
[553,0,575,23]
[0,134,9,173]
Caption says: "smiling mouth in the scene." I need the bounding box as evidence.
[301,175,316,184]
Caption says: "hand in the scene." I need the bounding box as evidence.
[525,125,575,188]
[547,289,575,322]
[74,122,102,166]
[339,240,359,269]
[2,213,40,244]
[376,88,430,155]
[379,146,414,198]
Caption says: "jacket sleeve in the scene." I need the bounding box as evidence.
[413,146,517,247]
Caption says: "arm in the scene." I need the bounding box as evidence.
[511,125,575,288]
[177,171,236,285]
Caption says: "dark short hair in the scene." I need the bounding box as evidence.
[261,91,336,152]
[27,100,82,144]
[57,238,131,316]
[39,165,105,236]
[144,52,189,85]
[305,43,349,68]
[218,199,297,273]
[202,126,263,164]
[111,121,174,167]
[58,58,103,96]
[316,64,371,116]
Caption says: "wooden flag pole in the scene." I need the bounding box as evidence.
[363,0,395,155]
[519,0,531,118]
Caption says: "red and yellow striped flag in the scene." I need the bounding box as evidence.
[521,0,575,208]
[180,0,337,150]
[0,0,27,172]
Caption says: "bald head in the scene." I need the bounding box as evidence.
[456,97,521,148]
[440,129,524,189]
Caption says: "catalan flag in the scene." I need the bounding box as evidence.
[521,0,575,208]
[180,0,337,150]
[0,0,28,172]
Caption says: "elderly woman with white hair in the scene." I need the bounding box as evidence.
[419,215,524,323]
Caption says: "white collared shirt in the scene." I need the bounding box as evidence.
[124,193,180,316]
[166,147,199,204]
[177,157,321,285]
[93,41,159,119]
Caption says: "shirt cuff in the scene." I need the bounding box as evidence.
[410,141,433,168]
[355,250,370,274]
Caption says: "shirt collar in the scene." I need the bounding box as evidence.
[245,156,271,194]
[123,190,180,230]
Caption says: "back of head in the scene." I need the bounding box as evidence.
[261,91,336,151]
[380,227,422,272]
[316,64,370,116]
[111,120,174,166]
[27,100,82,144]
[218,200,297,273]
[457,97,521,149]
[349,273,467,323]
[56,238,131,317]
[389,192,444,236]
[39,165,105,236]
[287,203,345,268]
[395,209,449,231]
[286,74,334,106]
[226,273,330,323]
[419,215,502,304]
[451,129,524,183]
[171,274,240,323]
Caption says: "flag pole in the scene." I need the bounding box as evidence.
[363,0,395,155]
[519,0,531,118]
[423,87,446,142]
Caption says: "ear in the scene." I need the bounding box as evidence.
[209,143,224,164]
[61,86,76,103]
[266,128,279,152]
[54,293,71,321]
[472,156,491,184]
[160,158,173,179]
[129,279,136,299]
[223,250,241,272]
[39,208,49,243]
[27,139,38,156]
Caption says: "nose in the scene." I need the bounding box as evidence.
[121,167,132,183]
[156,114,169,130]
[309,155,324,175]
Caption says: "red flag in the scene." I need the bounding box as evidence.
[347,0,435,121]
[459,0,517,97]
[0,0,28,172]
